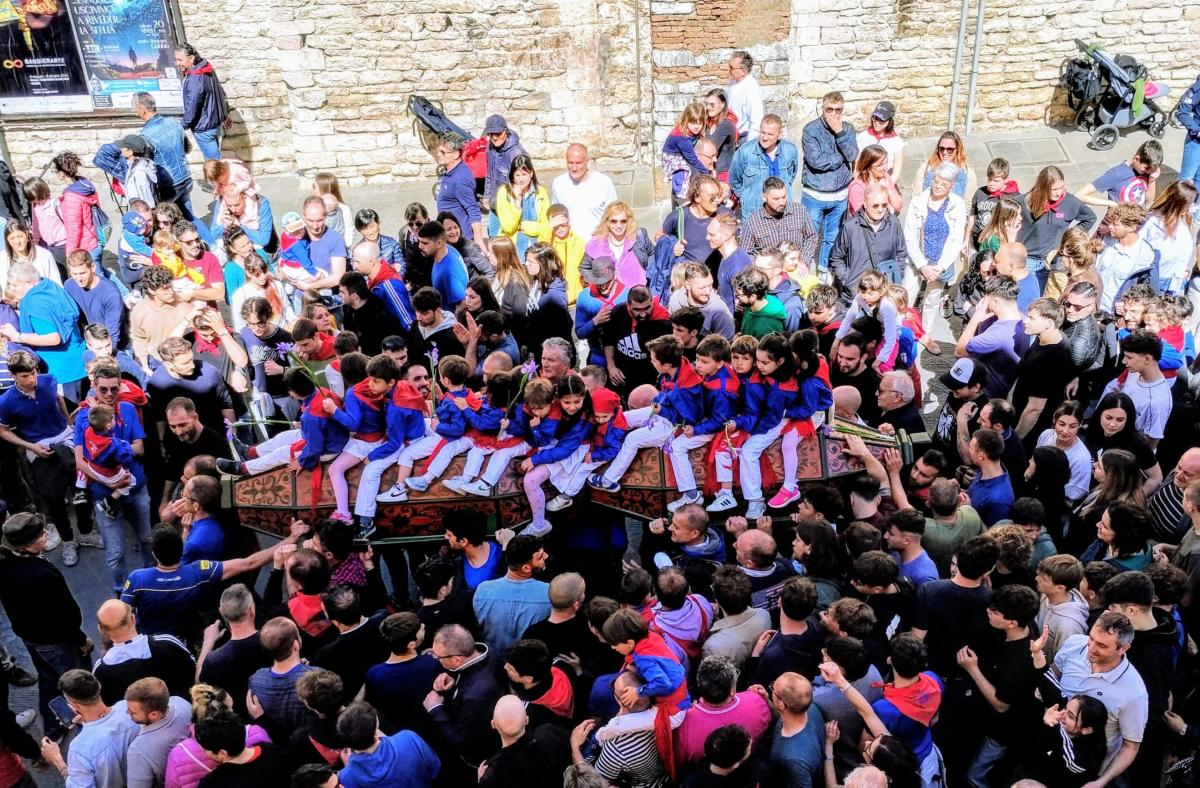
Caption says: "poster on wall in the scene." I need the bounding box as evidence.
[0,0,91,114]
[65,0,181,111]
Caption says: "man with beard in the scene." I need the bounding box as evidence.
[158,397,230,520]
[739,176,816,260]
[473,535,551,655]
[600,285,671,396]
[667,261,735,340]
[830,332,883,426]
[930,358,989,464]
[147,337,234,431]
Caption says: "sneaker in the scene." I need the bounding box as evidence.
[768,488,802,509]
[442,476,468,495]
[98,497,118,519]
[61,541,78,567]
[328,511,353,524]
[1,660,36,688]
[216,458,245,476]
[354,517,376,540]
[405,475,431,492]
[746,500,766,519]
[524,519,553,536]
[459,480,492,497]
[230,435,252,460]
[546,494,573,512]
[75,531,103,549]
[15,709,35,729]
[706,491,738,513]
[376,484,409,503]
[43,524,62,551]
[667,490,703,513]
[587,474,620,493]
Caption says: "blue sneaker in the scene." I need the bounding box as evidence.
[355,517,376,540]
[587,474,620,493]
[405,475,431,492]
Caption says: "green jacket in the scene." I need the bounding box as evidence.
[741,294,787,338]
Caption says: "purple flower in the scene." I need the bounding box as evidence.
[428,347,440,368]
[520,359,539,376]
[276,342,294,354]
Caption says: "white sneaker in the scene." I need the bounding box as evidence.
[15,709,35,729]
[442,476,468,495]
[61,541,78,567]
[524,519,553,536]
[460,480,492,497]
[706,492,737,513]
[667,490,703,513]
[376,484,409,503]
[76,531,103,549]
[405,475,431,492]
[546,494,573,512]
[746,500,766,519]
[43,523,62,551]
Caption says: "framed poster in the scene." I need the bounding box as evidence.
[0,0,91,113]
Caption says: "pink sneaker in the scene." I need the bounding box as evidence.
[329,511,353,524]
[768,488,801,509]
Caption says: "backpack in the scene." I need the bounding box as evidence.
[91,202,112,247]
[1063,57,1102,110]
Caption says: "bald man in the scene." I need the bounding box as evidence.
[521,572,594,662]
[92,600,195,705]
[628,383,659,411]
[1149,448,1200,541]
[833,385,863,423]
[479,694,571,787]
[550,143,618,239]
[768,671,824,786]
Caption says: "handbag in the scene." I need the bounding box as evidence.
[860,221,903,285]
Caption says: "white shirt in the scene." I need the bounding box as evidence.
[1096,236,1156,313]
[1035,430,1093,501]
[1052,634,1149,761]
[727,73,764,138]
[550,170,618,240]
[1101,370,1173,441]
[855,130,905,173]
[1141,214,1195,291]
[0,245,60,291]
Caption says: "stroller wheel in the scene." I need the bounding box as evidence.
[1149,117,1168,139]
[1091,124,1119,151]
[1074,107,1094,131]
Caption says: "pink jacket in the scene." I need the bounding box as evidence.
[164,724,270,788]
[32,200,66,248]
[59,179,100,254]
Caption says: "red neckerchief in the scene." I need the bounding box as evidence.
[532,667,575,719]
[881,673,942,728]
[186,61,216,76]
[308,334,336,362]
[193,333,223,355]
[368,266,400,288]
[589,281,627,308]
[83,426,113,459]
[444,387,482,410]
[1045,195,1065,213]
[593,408,629,441]
[660,357,703,390]
[630,297,670,330]
[391,381,429,414]
[865,127,894,142]
[703,364,741,396]
[305,388,342,417]
[351,379,387,410]
[986,180,1020,197]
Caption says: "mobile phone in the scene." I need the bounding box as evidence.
[352,538,370,552]
[48,696,77,729]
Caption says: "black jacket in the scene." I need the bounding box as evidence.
[427,646,504,767]
[343,293,405,357]
[0,548,86,647]
[829,209,908,308]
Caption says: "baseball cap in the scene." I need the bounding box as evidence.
[281,211,304,234]
[2,512,45,550]
[872,101,896,121]
[583,256,616,286]
[938,358,989,390]
[122,210,148,235]
[118,134,149,156]
[483,114,508,134]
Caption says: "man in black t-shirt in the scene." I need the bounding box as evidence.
[1012,297,1072,447]
[600,285,671,397]
[159,397,231,517]
[932,358,989,464]
[521,572,599,665]
[830,332,883,425]
[148,337,235,430]
[196,712,292,788]
[198,585,272,718]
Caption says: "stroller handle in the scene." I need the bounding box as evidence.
[1074,38,1091,52]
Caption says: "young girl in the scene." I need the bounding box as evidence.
[400,202,430,285]
[557,386,628,507]
[834,271,900,371]
[312,172,353,246]
[521,375,593,535]
[457,377,556,497]
[711,334,796,519]
[326,355,398,523]
[23,176,67,269]
[442,371,514,495]
[885,285,933,404]
[661,101,709,206]
[202,158,259,199]
[770,330,833,508]
[779,240,820,296]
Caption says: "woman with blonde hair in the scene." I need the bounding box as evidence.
[1019,165,1098,292]
[975,196,1023,256]
[1143,179,1197,294]
[164,684,271,788]
[1047,226,1102,300]
[581,200,652,287]
[490,235,531,329]
[492,154,551,258]
[912,131,976,198]
[662,101,710,205]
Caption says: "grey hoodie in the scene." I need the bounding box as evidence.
[1036,589,1090,663]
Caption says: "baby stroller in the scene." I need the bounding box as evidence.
[1063,38,1171,150]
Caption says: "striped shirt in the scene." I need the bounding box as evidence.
[1148,473,1189,543]
[593,727,667,788]
[738,202,818,260]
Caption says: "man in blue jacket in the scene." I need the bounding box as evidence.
[801,91,858,273]
[482,115,527,210]
[435,133,483,242]
[337,701,440,788]
[174,44,228,162]
[134,92,193,219]
[729,114,799,219]
[1177,75,1200,185]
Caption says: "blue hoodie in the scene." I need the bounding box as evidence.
[433,386,473,439]
[655,361,705,426]
[732,372,770,434]
[368,383,428,461]
[330,382,386,438]
[786,375,833,421]
[296,391,350,469]
[529,405,593,466]
[694,365,740,436]
[338,729,440,788]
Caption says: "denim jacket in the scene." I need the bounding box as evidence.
[729,140,800,216]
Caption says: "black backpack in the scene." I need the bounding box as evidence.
[1063,57,1102,110]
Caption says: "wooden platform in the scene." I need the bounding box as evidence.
[225,423,909,543]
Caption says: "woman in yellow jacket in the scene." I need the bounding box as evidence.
[491,154,551,259]
[548,204,585,304]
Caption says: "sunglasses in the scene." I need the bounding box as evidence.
[937,145,957,153]
[608,218,628,225]
[1063,300,1092,311]
[96,385,120,394]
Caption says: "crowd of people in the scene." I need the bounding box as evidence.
[1,42,1200,788]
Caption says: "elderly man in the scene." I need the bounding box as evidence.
[204,182,277,255]
[550,143,618,240]
[876,370,925,437]
[350,239,415,331]
[77,360,153,592]
[1149,449,1200,543]
[802,92,858,271]
[0,263,88,402]
[726,50,764,141]
[129,266,196,370]
[133,91,192,218]
[740,176,817,260]
[730,116,799,219]
[93,600,195,706]
[540,337,574,385]
[434,132,483,242]
[833,385,863,423]
[422,623,504,769]
[733,528,797,610]
[575,257,628,366]
[667,261,735,340]
[829,182,909,308]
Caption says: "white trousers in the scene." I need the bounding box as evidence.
[667,433,713,493]
[714,420,784,501]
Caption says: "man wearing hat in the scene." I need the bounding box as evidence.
[931,357,990,461]
[857,101,904,177]
[482,114,527,211]
[0,512,92,742]
[117,134,160,208]
[574,256,629,367]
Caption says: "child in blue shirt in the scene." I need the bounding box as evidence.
[668,334,739,513]
[327,355,398,524]
[353,377,429,538]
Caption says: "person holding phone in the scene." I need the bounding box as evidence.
[38,669,140,786]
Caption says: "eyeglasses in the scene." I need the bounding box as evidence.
[825,107,844,114]
[1063,300,1093,312]
[431,651,468,662]
[96,385,120,394]
[937,145,957,153]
